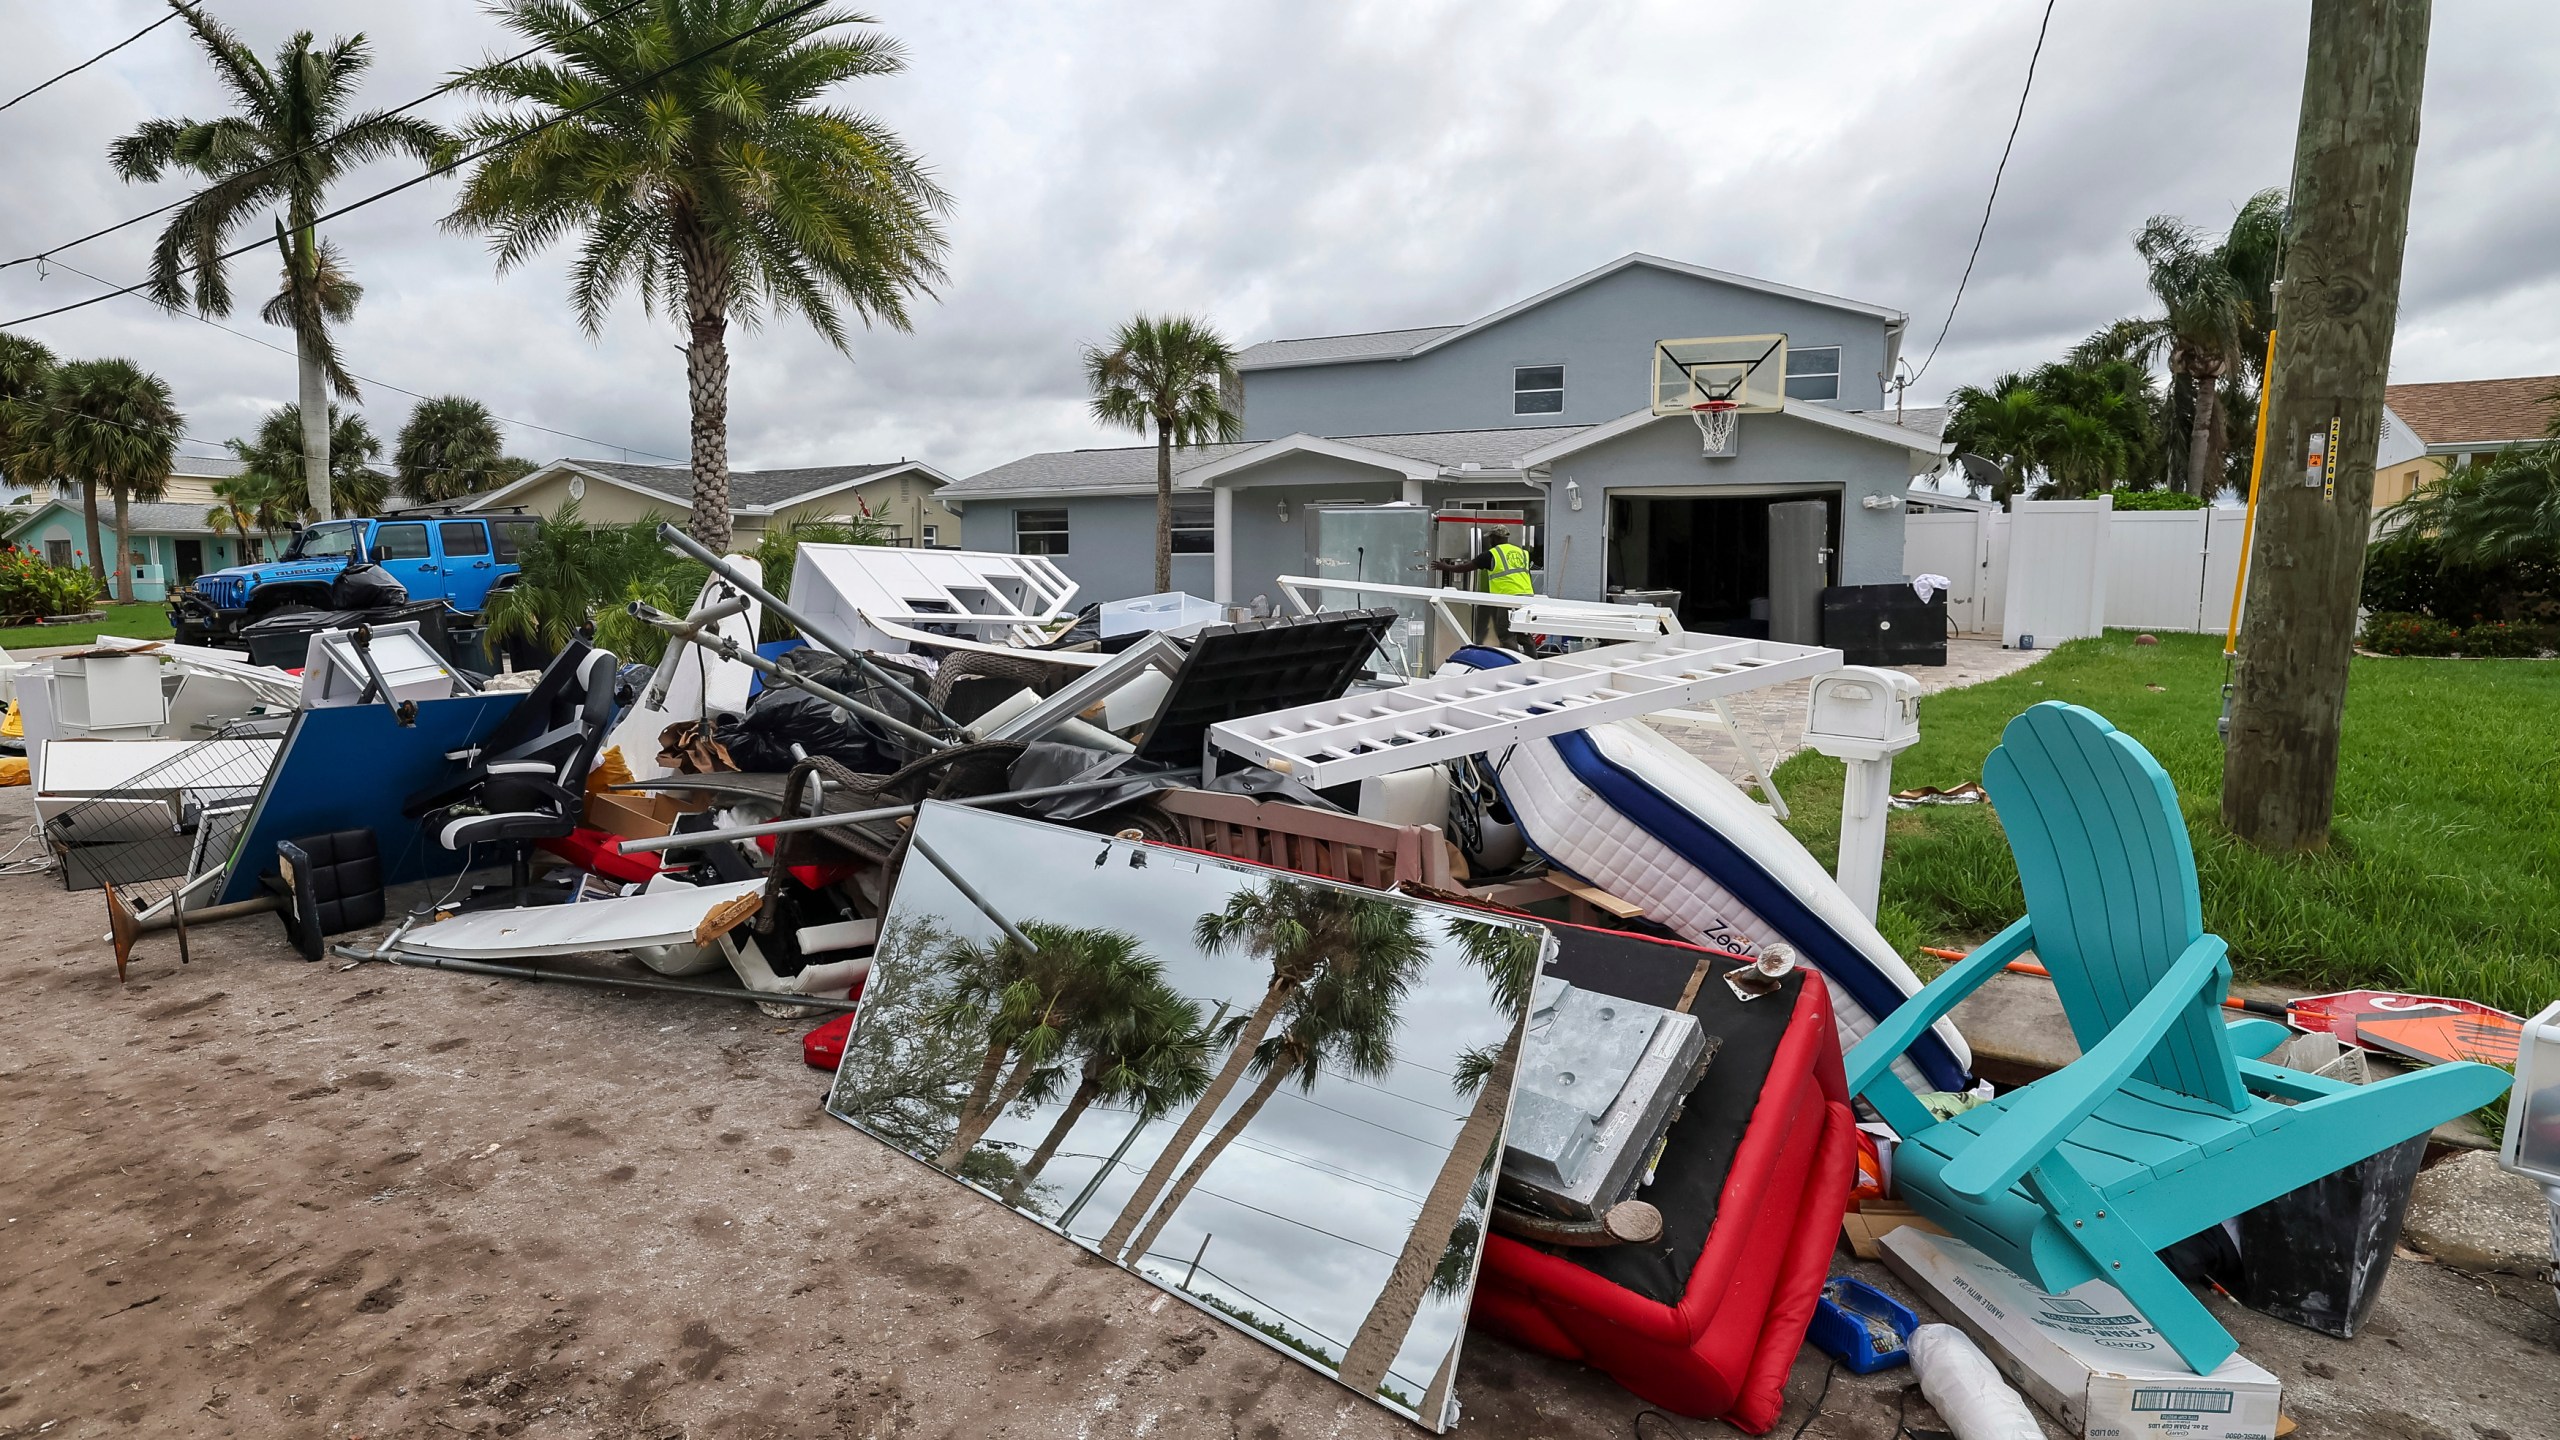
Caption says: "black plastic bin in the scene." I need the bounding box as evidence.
[1819,584,1947,666]
[241,601,469,670]
[2233,1133,2428,1337]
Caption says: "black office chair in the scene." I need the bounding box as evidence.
[403,640,619,906]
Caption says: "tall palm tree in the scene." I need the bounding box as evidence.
[1099,880,1425,1260]
[395,395,523,501]
[227,404,387,518]
[929,922,1161,1172]
[1003,977,1210,1207]
[447,0,951,554]
[1120,942,1419,1265]
[0,334,59,494]
[1085,316,1245,593]
[25,361,184,602]
[111,9,443,519]
[1337,918,1542,1398]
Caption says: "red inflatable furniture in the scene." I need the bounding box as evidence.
[1470,921,1860,1434]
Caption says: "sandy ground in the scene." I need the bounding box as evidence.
[2,777,2554,1440]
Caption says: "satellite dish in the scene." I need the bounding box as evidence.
[1955,452,2005,494]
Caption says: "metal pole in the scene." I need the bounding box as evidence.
[644,591,750,710]
[906,832,1035,953]
[335,943,862,1011]
[1181,1233,1212,1291]
[654,523,959,732]
[626,600,950,753]
[613,771,1185,853]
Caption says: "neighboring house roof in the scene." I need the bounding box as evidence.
[944,424,1591,501]
[2382,375,2560,448]
[172,454,246,480]
[2376,404,2429,470]
[5,498,239,541]
[470,457,954,516]
[1234,253,1908,372]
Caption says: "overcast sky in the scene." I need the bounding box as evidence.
[5,2,2558,480]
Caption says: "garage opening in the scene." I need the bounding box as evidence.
[1606,491,1839,641]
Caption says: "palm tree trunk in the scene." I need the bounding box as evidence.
[678,213,735,554]
[295,290,332,519]
[78,481,109,602]
[1418,1336,1460,1430]
[1336,1018,1521,1398]
[2184,365,2220,497]
[937,1033,1015,1168]
[941,1047,1044,1171]
[1124,1060,1289,1264]
[1004,1070,1103,1205]
[110,484,133,605]
[1100,975,1301,1258]
[1153,420,1173,593]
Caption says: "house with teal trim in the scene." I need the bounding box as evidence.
[4,455,280,602]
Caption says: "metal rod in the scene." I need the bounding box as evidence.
[627,600,950,753]
[643,590,751,709]
[906,832,1035,953]
[613,771,1189,853]
[347,626,417,726]
[654,523,959,732]
[336,943,862,1011]
[1181,1233,1212,1291]
[135,894,279,934]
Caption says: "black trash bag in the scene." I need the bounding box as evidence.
[1003,741,1185,822]
[722,687,893,774]
[331,561,408,609]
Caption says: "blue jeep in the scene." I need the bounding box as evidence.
[170,512,542,646]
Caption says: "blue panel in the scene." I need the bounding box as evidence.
[216,693,524,905]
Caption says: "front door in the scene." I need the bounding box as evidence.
[1766,499,1831,645]
[174,539,205,583]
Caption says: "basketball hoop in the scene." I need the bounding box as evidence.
[1691,397,1740,456]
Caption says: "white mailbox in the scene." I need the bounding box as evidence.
[1805,667,1921,762]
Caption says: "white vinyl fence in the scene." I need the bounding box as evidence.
[1906,503,2252,638]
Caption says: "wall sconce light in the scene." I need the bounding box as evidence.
[1275,499,1290,522]
[1565,478,1584,512]
[1860,493,1905,511]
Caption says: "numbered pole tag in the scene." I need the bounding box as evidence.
[2322,415,2343,501]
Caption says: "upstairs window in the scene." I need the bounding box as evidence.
[1513,365,1565,415]
[1015,508,1069,556]
[1170,500,1214,554]
[1784,346,1841,402]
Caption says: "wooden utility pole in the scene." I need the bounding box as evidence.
[2224,0,2430,851]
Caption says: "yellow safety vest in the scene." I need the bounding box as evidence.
[1485,542,1535,596]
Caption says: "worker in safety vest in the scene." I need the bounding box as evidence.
[1432,527,1534,649]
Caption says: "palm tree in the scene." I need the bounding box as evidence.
[1337,918,1542,1399]
[2073,190,2286,496]
[1098,880,1425,1260]
[395,395,523,501]
[206,467,302,561]
[110,10,443,519]
[26,360,184,602]
[226,404,388,519]
[447,0,951,554]
[1120,942,1420,1265]
[0,334,59,493]
[1003,978,1210,1207]
[928,922,1163,1172]
[1941,373,2047,503]
[2383,441,2560,572]
[1085,316,1245,593]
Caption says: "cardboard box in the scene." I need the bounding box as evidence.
[1841,1199,1946,1261]
[1880,1227,2281,1440]
[583,788,691,841]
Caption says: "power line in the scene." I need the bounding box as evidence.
[0,10,179,116]
[1907,0,2058,386]
[1319,1065,1471,1119]
[0,0,653,275]
[0,0,828,331]
[1273,1087,1455,1147]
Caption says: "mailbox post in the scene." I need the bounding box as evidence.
[1801,667,1922,921]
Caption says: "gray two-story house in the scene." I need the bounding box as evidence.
[943,254,1944,638]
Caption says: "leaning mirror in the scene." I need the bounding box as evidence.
[827,801,1549,1430]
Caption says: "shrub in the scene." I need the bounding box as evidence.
[2359,611,2459,656]
[2455,620,2553,658]
[2110,488,2210,511]
[0,549,104,620]
[2363,529,2560,624]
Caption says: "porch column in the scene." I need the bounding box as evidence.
[1211,485,1234,603]
[1401,479,1424,505]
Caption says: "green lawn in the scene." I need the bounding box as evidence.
[0,603,175,654]
[1773,631,2560,1015]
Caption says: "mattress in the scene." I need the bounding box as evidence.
[1442,647,1969,1092]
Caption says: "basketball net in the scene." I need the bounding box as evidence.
[1691,397,1739,456]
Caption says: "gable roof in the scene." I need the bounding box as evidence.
[471,457,950,515]
[1517,400,1949,468]
[6,498,244,541]
[1235,253,1907,372]
[2382,376,2560,448]
[942,424,1591,501]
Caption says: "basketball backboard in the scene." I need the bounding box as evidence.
[1651,334,1789,416]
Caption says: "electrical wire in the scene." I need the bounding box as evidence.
[1906,0,2058,386]
[0,0,829,330]
[0,10,180,116]
[1272,1086,1456,1146]
[0,0,652,274]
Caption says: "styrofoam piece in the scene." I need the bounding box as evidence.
[797,917,880,953]
[1101,668,1174,731]
[1356,765,1448,828]
[1209,630,1840,789]
[1907,1325,2043,1440]
[606,559,764,782]
[396,879,766,960]
[1100,591,1223,638]
[981,631,1186,744]
[1881,1228,2282,1440]
[789,543,1077,654]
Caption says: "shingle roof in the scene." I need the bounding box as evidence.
[1234,326,1462,369]
[1855,405,1948,441]
[5,499,239,540]
[943,424,1598,499]
[2382,376,2560,447]
[575,459,918,509]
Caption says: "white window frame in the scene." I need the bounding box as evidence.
[1513,364,1566,416]
[1783,346,1842,403]
[920,523,939,547]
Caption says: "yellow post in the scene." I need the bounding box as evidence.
[2223,327,2282,656]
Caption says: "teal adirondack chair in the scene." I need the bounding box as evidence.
[1846,702,2509,1373]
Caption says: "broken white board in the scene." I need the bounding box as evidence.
[790,543,1076,654]
[605,559,765,782]
[393,879,766,960]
